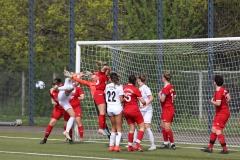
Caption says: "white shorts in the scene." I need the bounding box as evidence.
[107,104,123,116]
[58,91,73,111]
[141,110,153,124]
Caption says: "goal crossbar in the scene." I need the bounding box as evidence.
[74,37,240,147]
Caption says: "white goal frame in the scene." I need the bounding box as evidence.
[74,37,240,146]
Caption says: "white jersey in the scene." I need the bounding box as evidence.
[139,84,153,112]
[58,78,75,111]
[105,83,123,111]
[64,78,74,86]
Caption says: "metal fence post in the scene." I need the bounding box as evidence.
[28,0,34,126]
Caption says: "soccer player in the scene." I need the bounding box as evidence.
[54,75,76,140]
[158,71,176,150]
[69,79,85,142]
[40,78,74,144]
[123,75,146,152]
[134,74,156,150]
[201,75,231,154]
[72,64,111,136]
[106,72,124,152]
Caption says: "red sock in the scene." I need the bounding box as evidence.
[103,115,106,129]
[44,125,53,140]
[135,130,144,148]
[69,128,73,139]
[137,130,144,142]
[217,134,227,151]
[128,132,134,143]
[162,127,168,142]
[208,132,217,149]
[98,114,104,129]
[166,129,174,143]
[64,126,66,131]
[78,126,84,138]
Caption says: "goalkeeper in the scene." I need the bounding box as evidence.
[64,62,111,138]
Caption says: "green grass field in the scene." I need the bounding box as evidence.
[0,131,239,160]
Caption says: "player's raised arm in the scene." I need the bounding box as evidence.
[101,65,111,73]
[72,74,91,87]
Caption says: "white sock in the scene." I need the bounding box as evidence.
[146,128,155,146]
[66,117,74,132]
[109,132,116,146]
[58,85,73,91]
[128,142,133,146]
[133,128,138,143]
[115,132,122,146]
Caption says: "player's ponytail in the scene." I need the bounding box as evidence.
[110,72,120,87]
[138,74,147,83]
[163,71,171,81]
[128,75,137,86]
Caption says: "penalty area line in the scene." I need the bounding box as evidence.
[0,151,127,160]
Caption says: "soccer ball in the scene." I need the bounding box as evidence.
[36,81,45,90]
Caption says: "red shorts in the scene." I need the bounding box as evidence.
[123,110,144,125]
[161,107,175,123]
[51,106,69,121]
[72,106,82,118]
[63,111,70,121]
[93,90,106,105]
[212,114,229,130]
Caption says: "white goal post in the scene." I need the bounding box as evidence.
[74,37,240,146]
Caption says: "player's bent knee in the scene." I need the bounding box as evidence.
[215,126,223,132]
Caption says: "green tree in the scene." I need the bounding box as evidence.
[0,0,29,72]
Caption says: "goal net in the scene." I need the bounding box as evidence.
[74,37,240,146]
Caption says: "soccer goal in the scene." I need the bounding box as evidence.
[74,37,240,147]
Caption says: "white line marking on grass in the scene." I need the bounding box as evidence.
[1,136,239,152]
[0,151,127,160]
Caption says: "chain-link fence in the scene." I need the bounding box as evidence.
[0,0,240,124]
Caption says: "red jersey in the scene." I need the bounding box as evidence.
[214,87,230,116]
[123,84,142,112]
[160,84,176,108]
[49,88,62,109]
[69,86,84,108]
[95,70,109,91]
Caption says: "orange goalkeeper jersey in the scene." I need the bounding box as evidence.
[72,76,96,98]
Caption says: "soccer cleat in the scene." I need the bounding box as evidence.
[40,139,47,144]
[120,136,123,142]
[79,138,84,142]
[126,142,135,148]
[127,146,136,152]
[170,144,176,150]
[148,145,156,150]
[98,129,107,136]
[63,137,68,142]
[63,131,71,140]
[69,140,74,144]
[103,129,111,136]
[135,144,143,152]
[218,150,229,154]
[114,146,122,152]
[108,146,115,152]
[200,147,213,153]
[159,144,169,149]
